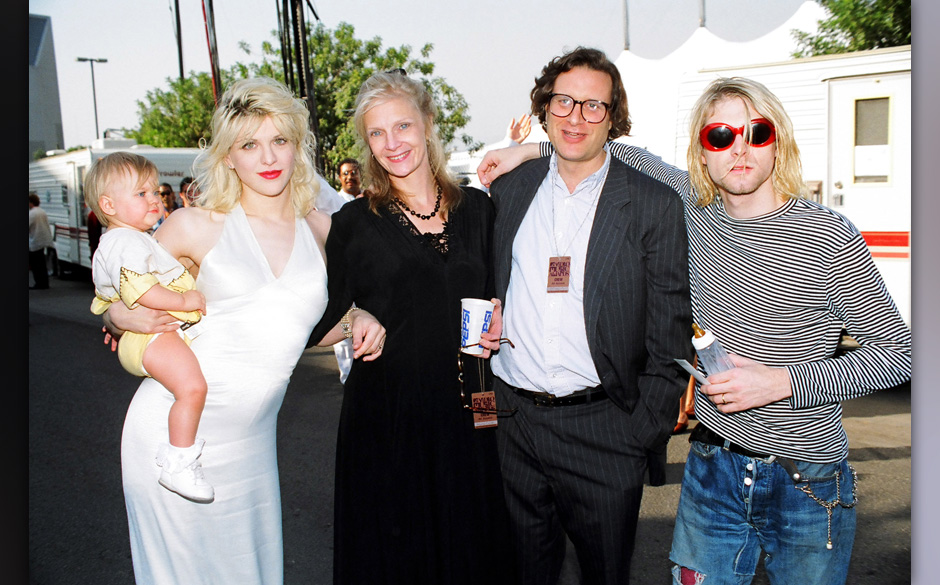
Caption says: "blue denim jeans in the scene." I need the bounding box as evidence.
[669,440,858,585]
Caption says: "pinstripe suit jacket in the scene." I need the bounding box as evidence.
[490,156,693,482]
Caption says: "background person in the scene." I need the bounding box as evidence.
[336,157,363,201]
[153,183,178,231]
[307,69,515,585]
[158,183,179,215]
[87,206,103,258]
[179,176,199,208]
[29,192,54,290]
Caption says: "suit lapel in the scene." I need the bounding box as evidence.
[583,162,633,343]
[494,158,634,346]
[493,159,549,299]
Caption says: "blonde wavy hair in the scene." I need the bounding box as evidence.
[687,77,805,207]
[194,77,319,217]
[352,70,461,216]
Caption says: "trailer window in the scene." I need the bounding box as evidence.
[853,97,889,184]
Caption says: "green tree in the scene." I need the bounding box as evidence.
[242,21,480,181]
[792,0,911,58]
[129,22,479,186]
[128,71,238,147]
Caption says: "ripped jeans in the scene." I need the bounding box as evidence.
[669,440,857,585]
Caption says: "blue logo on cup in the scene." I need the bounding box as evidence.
[461,308,471,346]
[461,308,493,349]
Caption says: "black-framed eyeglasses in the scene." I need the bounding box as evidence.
[457,338,517,416]
[547,93,610,124]
[386,68,407,76]
[157,190,172,196]
[341,169,360,177]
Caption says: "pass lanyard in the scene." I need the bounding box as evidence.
[547,165,603,294]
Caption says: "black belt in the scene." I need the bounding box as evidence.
[690,423,803,482]
[511,385,608,407]
[690,423,772,459]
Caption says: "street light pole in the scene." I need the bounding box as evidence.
[76,57,108,140]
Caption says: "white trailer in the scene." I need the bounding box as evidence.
[28,139,201,272]
[671,46,912,325]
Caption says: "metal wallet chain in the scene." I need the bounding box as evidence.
[793,464,859,550]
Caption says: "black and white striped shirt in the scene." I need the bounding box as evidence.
[540,142,912,462]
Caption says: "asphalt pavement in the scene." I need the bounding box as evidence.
[28,274,911,584]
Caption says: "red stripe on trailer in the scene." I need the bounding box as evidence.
[861,232,909,247]
[861,231,910,259]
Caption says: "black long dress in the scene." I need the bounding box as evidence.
[309,187,515,585]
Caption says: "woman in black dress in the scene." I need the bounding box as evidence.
[309,70,515,584]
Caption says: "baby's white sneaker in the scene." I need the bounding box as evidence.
[156,438,215,503]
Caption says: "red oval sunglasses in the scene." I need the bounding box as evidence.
[700,118,776,151]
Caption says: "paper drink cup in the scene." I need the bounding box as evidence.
[460,298,495,355]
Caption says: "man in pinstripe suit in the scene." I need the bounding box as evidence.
[483,47,693,585]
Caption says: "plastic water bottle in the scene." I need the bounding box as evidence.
[691,323,735,376]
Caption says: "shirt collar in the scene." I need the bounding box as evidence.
[548,146,612,198]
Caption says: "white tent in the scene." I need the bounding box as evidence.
[448,0,826,184]
[616,0,826,166]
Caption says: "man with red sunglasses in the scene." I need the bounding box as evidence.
[478,77,910,584]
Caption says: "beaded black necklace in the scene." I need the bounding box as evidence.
[395,183,443,221]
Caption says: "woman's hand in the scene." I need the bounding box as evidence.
[349,309,387,362]
[106,302,179,338]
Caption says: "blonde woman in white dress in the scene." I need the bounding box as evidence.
[105,77,385,585]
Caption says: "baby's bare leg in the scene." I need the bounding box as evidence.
[143,333,207,448]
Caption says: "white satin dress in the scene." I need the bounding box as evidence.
[121,204,328,584]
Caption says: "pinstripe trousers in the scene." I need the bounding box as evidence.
[494,377,648,585]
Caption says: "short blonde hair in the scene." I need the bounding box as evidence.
[352,70,462,216]
[194,77,320,218]
[84,151,159,227]
[687,77,805,207]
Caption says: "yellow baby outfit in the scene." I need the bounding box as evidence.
[90,227,201,377]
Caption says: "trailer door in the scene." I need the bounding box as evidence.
[828,71,911,325]
[64,160,83,268]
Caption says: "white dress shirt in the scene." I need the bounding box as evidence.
[492,150,611,396]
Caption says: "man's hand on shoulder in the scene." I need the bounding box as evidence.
[477,143,541,188]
